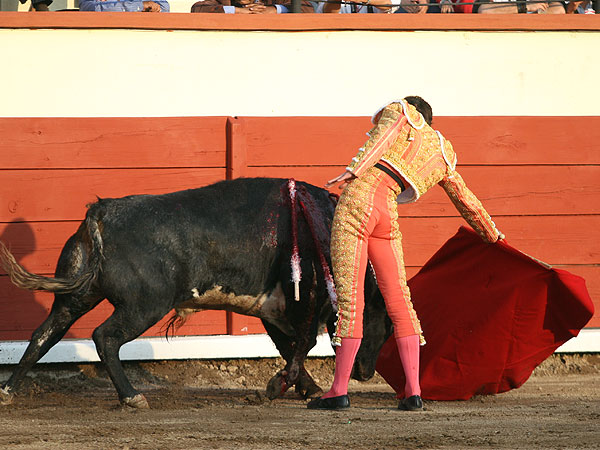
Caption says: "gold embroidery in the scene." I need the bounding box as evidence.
[331,171,382,340]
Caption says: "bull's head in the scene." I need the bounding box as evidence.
[351,272,393,381]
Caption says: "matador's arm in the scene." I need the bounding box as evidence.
[440,169,503,243]
[345,103,406,177]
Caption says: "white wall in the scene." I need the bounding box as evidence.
[1,28,599,117]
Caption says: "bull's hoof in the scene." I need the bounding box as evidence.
[266,372,290,400]
[121,394,149,409]
[296,370,323,399]
[297,384,323,400]
[0,387,14,406]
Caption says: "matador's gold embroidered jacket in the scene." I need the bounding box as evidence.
[346,99,501,243]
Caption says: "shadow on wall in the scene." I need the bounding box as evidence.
[0,219,52,341]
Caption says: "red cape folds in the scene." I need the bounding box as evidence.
[375,226,595,401]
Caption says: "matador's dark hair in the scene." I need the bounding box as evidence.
[404,96,433,126]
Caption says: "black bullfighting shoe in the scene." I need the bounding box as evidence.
[398,395,423,411]
[307,394,350,410]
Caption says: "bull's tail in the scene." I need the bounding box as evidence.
[0,210,104,295]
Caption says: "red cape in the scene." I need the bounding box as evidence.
[375,227,595,401]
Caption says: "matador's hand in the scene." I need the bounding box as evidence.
[325,170,356,189]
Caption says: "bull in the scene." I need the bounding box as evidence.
[0,178,391,408]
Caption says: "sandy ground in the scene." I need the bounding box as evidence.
[0,354,598,449]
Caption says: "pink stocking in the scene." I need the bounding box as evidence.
[322,338,362,399]
[396,334,421,397]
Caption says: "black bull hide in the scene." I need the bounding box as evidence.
[0,178,391,408]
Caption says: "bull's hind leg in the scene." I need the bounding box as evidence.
[92,305,169,409]
[1,293,102,405]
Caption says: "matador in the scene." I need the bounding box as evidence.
[308,96,504,411]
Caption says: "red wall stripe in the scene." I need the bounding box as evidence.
[0,115,597,341]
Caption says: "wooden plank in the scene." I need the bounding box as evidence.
[3,115,597,172]
[240,116,600,166]
[0,168,226,222]
[246,165,600,216]
[0,117,228,169]
[241,116,371,167]
[435,116,600,165]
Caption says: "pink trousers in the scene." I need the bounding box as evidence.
[331,167,423,344]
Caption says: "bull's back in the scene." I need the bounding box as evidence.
[86,178,333,300]
[93,178,284,234]
[92,178,332,239]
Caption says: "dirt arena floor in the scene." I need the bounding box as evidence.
[0,353,598,449]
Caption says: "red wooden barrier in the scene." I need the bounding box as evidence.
[1,114,598,343]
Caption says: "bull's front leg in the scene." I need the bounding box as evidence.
[262,321,297,399]
[266,366,322,400]
[263,320,323,400]
[269,278,322,399]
